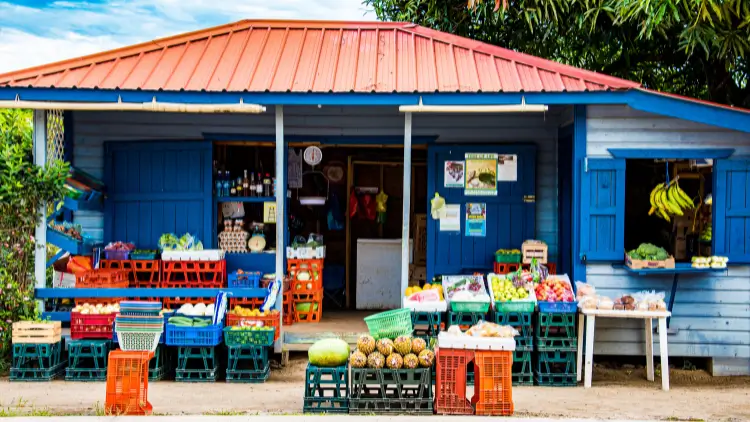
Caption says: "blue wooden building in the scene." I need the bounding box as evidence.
[1,20,747,372]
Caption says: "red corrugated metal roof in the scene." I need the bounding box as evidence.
[0,20,641,93]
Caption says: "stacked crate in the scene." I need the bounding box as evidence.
[105,351,153,415]
[534,311,577,386]
[223,325,274,383]
[66,339,110,381]
[165,319,224,382]
[303,363,349,413]
[349,368,433,414]
[494,305,534,386]
[289,259,324,323]
[10,322,65,381]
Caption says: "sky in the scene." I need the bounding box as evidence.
[0,0,376,73]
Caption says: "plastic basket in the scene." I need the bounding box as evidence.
[106,350,153,415]
[130,252,157,260]
[223,327,274,347]
[450,301,490,313]
[435,347,474,415]
[226,313,281,342]
[228,271,261,288]
[495,300,535,313]
[363,308,413,340]
[70,312,117,340]
[116,330,162,352]
[495,253,521,264]
[104,250,131,260]
[537,301,577,313]
[474,350,514,416]
[165,323,223,346]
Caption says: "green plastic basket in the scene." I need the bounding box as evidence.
[495,300,535,313]
[495,253,521,263]
[223,327,274,347]
[450,301,490,313]
[363,308,413,340]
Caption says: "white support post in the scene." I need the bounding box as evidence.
[401,112,413,298]
[274,105,285,354]
[33,110,47,297]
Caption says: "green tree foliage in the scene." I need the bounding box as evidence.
[0,109,68,368]
[364,0,750,107]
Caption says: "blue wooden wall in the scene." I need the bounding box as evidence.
[585,105,750,363]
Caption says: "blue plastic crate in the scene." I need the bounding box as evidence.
[166,323,223,347]
[228,271,261,288]
[537,301,577,313]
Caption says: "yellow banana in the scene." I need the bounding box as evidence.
[649,183,663,209]
[675,183,694,208]
[657,208,671,222]
[669,183,690,210]
[648,206,656,216]
[665,184,684,215]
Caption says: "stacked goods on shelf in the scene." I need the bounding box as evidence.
[495,249,521,263]
[348,333,435,414]
[227,308,281,342]
[115,302,164,352]
[577,282,668,313]
[304,339,351,413]
[159,233,225,288]
[488,272,536,385]
[435,322,516,416]
[289,259,324,323]
[66,339,110,381]
[442,275,491,329]
[223,311,275,383]
[626,243,675,269]
[105,351,153,415]
[691,256,728,269]
[70,302,120,340]
[533,277,577,386]
[103,241,135,260]
[10,321,65,381]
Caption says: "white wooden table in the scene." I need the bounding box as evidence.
[576,308,671,390]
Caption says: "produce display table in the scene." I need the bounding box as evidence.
[576,309,671,391]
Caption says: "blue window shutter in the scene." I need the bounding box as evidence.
[580,158,626,261]
[714,159,750,263]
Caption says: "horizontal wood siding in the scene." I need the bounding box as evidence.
[72,106,560,262]
[586,105,750,362]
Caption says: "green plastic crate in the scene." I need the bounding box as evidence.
[535,312,577,351]
[175,346,220,382]
[175,368,219,382]
[349,398,433,414]
[448,311,486,328]
[450,301,490,313]
[303,363,349,414]
[495,253,521,263]
[223,327,274,347]
[67,339,110,373]
[65,368,107,381]
[350,368,432,401]
[364,308,413,340]
[494,300,535,313]
[534,349,577,387]
[410,311,442,337]
[226,365,270,383]
[10,362,66,382]
[512,350,533,386]
[12,342,64,370]
[227,345,269,373]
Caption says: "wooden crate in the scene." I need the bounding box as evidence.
[522,240,548,264]
[413,213,427,266]
[626,254,676,270]
[12,321,62,344]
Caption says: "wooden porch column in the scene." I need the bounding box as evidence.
[401,112,413,297]
[33,110,47,294]
[274,105,285,353]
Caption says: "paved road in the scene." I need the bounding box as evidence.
[11,416,658,422]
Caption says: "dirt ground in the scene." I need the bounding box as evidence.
[1,355,749,421]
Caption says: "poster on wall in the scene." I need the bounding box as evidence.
[465,203,486,237]
[497,154,518,182]
[439,204,461,231]
[465,153,498,196]
[263,202,277,224]
[444,161,465,188]
[288,148,303,189]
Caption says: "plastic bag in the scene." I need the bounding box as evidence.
[465,321,519,338]
[578,295,598,310]
[442,275,488,300]
[633,290,667,311]
[575,281,596,299]
[407,289,440,303]
[597,296,614,310]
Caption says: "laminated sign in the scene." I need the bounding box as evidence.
[465,203,486,237]
[465,153,498,196]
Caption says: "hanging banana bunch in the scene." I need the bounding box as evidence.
[648,178,695,222]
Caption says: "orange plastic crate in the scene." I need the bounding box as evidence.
[226,312,281,341]
[76,269,130,288]
[283,290,294,326]
[106,351,153,416]
[291,288,322,323]
[435,347,475,415]
[472,350,514,416]
[229,297,264,309]
[287,259,324,291]
[161,260,225,288]
[132,260,161,288]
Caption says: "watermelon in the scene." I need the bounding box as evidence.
[308,339,350,367]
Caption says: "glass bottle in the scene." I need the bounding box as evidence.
[230,179,237,197]
[263,173,272,197]
[256,173,263,196]
[235,176,243,197]
[249,172,256,197]
[214,170,223,197]
[242,170,250,197]
[222,171,230,197]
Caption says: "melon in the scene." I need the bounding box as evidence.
[308,339,350,367]
[296,302,320,312]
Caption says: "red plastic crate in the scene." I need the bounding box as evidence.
[161,260,225,288]
[283,290,294,326]
[292,288,322,323]
[229,297,264,309]
[106,350,153,416]
[472,350,514,416]
[162,297,214,310]
[493,262,557,275]
[435,347,475,415]
[75,269,130,288]
[75,298,125,306]
[226,312,281,341]
[287,259,324,291]
[131,260,160,288]
[70,312,117,340]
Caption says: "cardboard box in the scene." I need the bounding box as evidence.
[625,254,675,270]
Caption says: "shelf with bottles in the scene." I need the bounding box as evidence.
[213,143,276,200]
